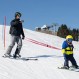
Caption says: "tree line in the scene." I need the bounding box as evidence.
[57,24,79,41]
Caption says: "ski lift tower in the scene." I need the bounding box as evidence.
[52,23,59,35]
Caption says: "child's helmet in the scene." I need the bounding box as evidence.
[66,35,73,40]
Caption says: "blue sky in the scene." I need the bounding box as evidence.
[0,0,79,30]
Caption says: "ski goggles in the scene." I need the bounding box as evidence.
[67,39,73,43]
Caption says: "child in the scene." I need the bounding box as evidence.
[62,35,79,69]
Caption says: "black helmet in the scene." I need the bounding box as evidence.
[15,12,21,17]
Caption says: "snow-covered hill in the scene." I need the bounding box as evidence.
[0,25,79,79]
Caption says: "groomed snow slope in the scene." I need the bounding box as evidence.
[0,25,79,79]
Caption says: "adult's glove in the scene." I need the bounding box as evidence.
[22,36,25,40]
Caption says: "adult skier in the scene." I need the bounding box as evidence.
[4,12,25,58]
[62,35,79,69]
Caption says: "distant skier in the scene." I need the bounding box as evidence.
[62,35,79,69]
[4,12,25,58]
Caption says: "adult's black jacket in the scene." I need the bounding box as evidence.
[9,19,25,37]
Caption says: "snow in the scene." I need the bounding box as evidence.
[0,25,79,79]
